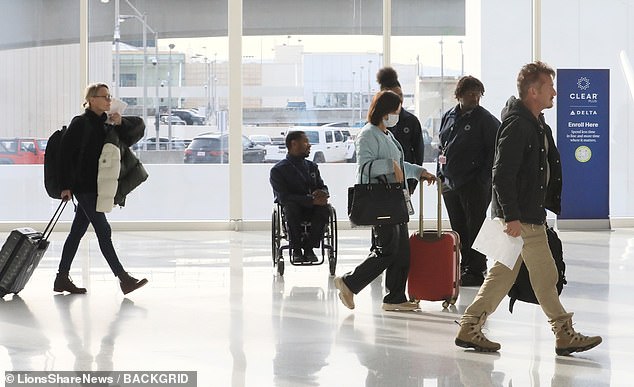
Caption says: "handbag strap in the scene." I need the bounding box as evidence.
[360,160,392,185]
[419,177,442,239]
[359,160,374,184]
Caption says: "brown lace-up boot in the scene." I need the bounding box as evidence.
[53,272,87,294]
[551,313,602,356]
[118,272,148,295]
[455,312,501,352]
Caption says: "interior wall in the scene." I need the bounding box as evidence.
[481,0,634,218]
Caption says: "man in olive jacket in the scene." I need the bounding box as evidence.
[454,61,602,356]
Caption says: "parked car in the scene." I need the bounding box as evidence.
[159,115,187,125]
[248,134,272,146]
[265,126,347,163]
[133,137,187,151]
[341,130,357,163]
[171,109,206,125]
[183,133,266,163]
[0,138,47,164]
[422,129,439,162]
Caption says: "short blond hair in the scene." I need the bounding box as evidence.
[517,61,555,99]
[83,83,109,108]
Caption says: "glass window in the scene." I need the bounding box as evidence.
[334,130,343,142]
[305,131,319,144]
[325,131,333,143]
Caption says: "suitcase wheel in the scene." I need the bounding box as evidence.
[442,298,457,309]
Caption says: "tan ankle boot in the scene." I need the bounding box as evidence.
[551,313,602,356]
[455,312,501,352]
[53,272,87,294]
[118,272,148,295]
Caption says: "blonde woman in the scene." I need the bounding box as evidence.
[55,83,148,295]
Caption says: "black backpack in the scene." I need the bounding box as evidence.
[44,123,89,199]
[507,226,567,313]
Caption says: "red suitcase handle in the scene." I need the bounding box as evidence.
[419,177,443,239]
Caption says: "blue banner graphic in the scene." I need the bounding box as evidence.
[556,69,609,220]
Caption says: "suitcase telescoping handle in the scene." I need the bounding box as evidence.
[418,176,442,239]
[42,200,67,241]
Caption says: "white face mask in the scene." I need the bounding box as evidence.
[383,113,400,128]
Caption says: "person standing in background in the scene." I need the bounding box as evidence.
[436,76,500,287]
[376,67,425,194]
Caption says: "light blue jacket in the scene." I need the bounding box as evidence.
[355,122,426,190]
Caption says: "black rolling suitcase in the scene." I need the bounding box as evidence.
[0,201,66,298]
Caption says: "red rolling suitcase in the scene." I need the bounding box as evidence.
[407,180,460,308]
[0,201,66,298]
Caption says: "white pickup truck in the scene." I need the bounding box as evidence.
[265,126,350,163]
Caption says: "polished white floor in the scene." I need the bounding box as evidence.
[0,227,631,386]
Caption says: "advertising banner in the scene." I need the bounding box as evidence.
[556,69,609,228]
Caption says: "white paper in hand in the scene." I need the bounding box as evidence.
[472,218,523,269]
[109,98,127,115]
[106,98,128,124]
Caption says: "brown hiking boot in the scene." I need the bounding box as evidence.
[53,273,87,294]
[118,272,148,295]
[551,313,602,356]
[455,313,501,352]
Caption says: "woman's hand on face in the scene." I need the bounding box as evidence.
[108,112,122,125]
[420,171,436,185]
[392,160,404,183]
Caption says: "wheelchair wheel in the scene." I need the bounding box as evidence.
[271,208,281,267]
[326,206,338,275]
[277,258,285,275]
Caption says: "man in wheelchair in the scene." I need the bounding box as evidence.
[270,131,330,263]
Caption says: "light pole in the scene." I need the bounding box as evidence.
[351,71,356,123]
[212,52,218,120]
[367,59,372,100]
[151,51,159,148]
[359,66,364,120]
[168,43,175,149]
[439,39,445,116]
[459,40,464,76]
[102,0,158,141]
[119,13,156,129]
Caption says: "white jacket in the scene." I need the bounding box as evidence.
[96,142,122,213]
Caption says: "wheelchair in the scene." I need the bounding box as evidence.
[271,203,337,276]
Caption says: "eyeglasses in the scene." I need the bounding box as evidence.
[93,94,113,101]
[463,91,483,98]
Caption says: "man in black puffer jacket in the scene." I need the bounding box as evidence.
[454,61,602,357]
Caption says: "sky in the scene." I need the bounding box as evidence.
[159,34,468,72]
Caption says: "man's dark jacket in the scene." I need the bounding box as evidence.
[388,108,424,166]
[437,104,500,191]
[491,96,562,224]
[270,154,328,207]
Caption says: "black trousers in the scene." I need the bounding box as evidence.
[59,192,125,276]
[282,202,330,250]
[342,223,410,304]
[442,178,490,275]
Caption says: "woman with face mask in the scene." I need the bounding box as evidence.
[334,90,436,312]
[377,67,425,195]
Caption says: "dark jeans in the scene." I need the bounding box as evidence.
[59,192,125,276]
[342,223,410,304]
[282,202,330,250]
[442,178,490,275]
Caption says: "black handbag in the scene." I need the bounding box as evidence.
[347,161,410,226]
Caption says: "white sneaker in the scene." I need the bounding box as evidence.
[382,301,420,311]
[334,276,355,309]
